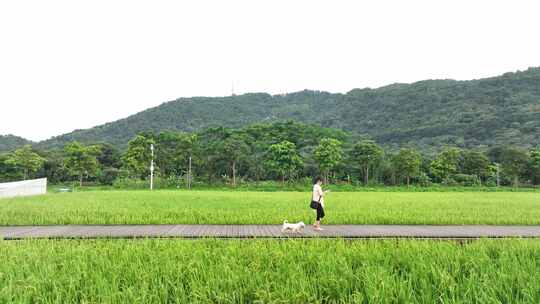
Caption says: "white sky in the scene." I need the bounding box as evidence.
[1,0,539,141]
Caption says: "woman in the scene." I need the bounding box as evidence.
[312,176,329,231]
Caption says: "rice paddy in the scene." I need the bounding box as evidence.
[1,190,539,225]
[2,190,539,303]
[0,239,538,303]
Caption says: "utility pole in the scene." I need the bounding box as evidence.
[495,162,500,187]
[188,156,192,190]
[150,144,155,190]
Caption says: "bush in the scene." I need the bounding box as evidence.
[98,168,121,185]
[441,177,458,186]
[452,174,481,187]
[485,177,497,187]
[155,175,185,189]
[113,178,150,189]
[112,175,192,189]
[416,172,433,187]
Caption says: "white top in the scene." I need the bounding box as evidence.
[312,184,324,207]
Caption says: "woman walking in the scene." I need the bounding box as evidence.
[312,176,329,231]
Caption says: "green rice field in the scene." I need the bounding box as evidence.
[2,190,539,303]
[1,239,538,303]
[1,190,540,225]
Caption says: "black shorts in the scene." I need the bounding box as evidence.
[316,204,325,220]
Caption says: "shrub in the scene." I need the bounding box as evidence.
[113,178,149,189]
[98,168,121,185]
[416,172,433,187]
[485,177,497,187]
[453,174,481,187]
[441,177,458,186]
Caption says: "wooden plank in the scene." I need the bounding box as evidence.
[1,225,540,240]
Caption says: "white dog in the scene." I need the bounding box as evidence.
[281,220,305,233]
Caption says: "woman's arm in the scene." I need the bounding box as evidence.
[317,185,324,197]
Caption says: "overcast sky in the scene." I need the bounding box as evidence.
[1,0,539,141]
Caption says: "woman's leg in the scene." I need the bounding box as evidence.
[315,206,324,230]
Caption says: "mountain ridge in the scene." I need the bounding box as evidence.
[0,135,34,153]
[2,67,540,153]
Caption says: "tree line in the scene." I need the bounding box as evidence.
[1,121,539,188]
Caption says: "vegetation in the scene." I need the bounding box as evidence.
[1,239,538,303]
[351,140,384,185]
[1,121,540,188]
[531,148,540,185]
[265,140,303,183]
[63,141,100,186]
[314,138,343,183]
[122,134,155,179]
[2,64,538,304]
[0,67,535,153]
[392,148,422,186]
[0,135,32,153]
[3,145,45,180]
[1,191,539,225]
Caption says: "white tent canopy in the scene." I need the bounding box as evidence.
[0,178,47,199]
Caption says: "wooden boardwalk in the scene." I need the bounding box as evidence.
[1,225,540,240]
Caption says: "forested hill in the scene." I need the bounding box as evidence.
[0,135,33,153]
[18,67,540,152]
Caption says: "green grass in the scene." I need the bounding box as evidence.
[0,239,538,303]
[2,191,539,303]
[1,190,540,225]
[51,180,540,192]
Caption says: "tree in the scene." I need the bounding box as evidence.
[156,132,199,181]
[94,143,122,186]
[461,150,490,183]
[392,148,421,186]
[63,142,100,186]
[1,153,25,182]
[122,134,155,179]
[221,132,250,187]
[40,150,71,184]
[488,146,530,187]
[313,138,343,183]
[198,128,249,186]
[350,140,383,185]
[265,141,303,183]
[95,143,122,169]
[4,145,45,180]
[198,127,229,183]
[501,148,530,187]
[529,147,540,185]
[245,140,267,183]
[429,147,461,182]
